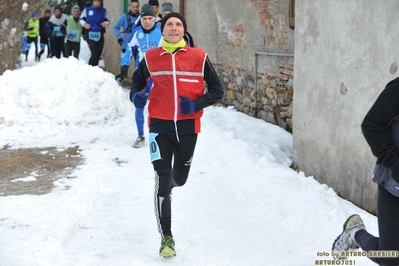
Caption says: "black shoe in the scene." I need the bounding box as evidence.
[37,50,44,61]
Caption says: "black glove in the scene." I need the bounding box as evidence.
[120,65,128,78]
[115,65,129,84]
[115,74,125,83]
[118,38,123,45]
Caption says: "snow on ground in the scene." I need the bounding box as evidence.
[0,43,378,265]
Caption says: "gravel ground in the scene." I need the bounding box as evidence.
[0,145,83,196]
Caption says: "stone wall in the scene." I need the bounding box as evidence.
[217,55,294,132]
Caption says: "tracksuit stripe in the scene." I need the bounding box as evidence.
[154,170,164,237]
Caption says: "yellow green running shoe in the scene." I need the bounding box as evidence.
[159,235,176,258]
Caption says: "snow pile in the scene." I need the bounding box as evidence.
[0,57,132,143]
[22,3,28,11]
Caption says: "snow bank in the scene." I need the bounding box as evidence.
[0,57,132,144]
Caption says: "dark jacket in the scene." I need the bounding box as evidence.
[44,22,66,39]
[362,77,399,180]
[45,14,67,39]
[39,16,50,40]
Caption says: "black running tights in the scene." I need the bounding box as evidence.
[355,185,399,265]
[151,133,198,237]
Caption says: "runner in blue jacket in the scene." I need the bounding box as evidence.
[118,4,162,148]
[113,0,140,66]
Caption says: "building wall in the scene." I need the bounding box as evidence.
[293,0,399,213]
[103,0,294,84]
[185,0,295,131]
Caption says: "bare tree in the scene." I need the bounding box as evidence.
[0,0,42,75]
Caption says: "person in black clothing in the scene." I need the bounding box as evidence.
[38,9,51,60]
[332,77,399,265]
[45,6,67,59]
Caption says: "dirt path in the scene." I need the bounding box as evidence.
[0,145,83,196]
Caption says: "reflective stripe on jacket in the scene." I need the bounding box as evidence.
[145,46,207,132]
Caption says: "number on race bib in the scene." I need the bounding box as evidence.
[88,31,101,41]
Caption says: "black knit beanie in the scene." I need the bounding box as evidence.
[148,0,159,6]
[54,5,62,12]
[161,12,187,35]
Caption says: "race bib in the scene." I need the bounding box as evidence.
[88,31,101,41]
[149,133,161,162]
[67,29,78,42]
[54,26,63,37]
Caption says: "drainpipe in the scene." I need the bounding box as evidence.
[254,51,294,117]
[179,0,185,15]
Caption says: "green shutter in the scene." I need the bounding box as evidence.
[123,0,128,13]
